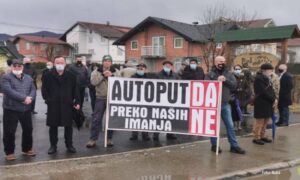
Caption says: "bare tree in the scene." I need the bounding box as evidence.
[45,44,55,62]
[199,3,257,70]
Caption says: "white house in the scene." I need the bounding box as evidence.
[233,19,278,56]
[277,38,300,63]
[61,21,131,64]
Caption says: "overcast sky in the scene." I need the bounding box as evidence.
[1,0,299,35]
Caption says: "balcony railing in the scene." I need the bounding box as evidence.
[141,46,166,58]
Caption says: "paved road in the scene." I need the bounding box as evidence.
[2,123,300,179]
[0,90,299,166]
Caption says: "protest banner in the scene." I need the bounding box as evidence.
[105,77,222,154]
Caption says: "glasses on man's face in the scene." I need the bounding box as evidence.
[234,68,241,70]
[12,64,23,68]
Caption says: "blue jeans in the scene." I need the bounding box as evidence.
[210,103,239,148]
[278,105,289,125]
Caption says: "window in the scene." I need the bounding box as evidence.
[128,59,138,66]
[174,58,183,71]
[16,44,20,51]
[55,45,63,53]
[72,43,79,53]
[131,40,138,50]
[88,49,95,54]
[40,43,47,50]
[88,36,93,43]
[174,37,183,48]
[26,42,31,50]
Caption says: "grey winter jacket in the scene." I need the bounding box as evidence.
[205,66,236,103]
[2,73,36,112]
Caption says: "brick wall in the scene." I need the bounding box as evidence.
[16,39,70,62]
[124,24,205,72]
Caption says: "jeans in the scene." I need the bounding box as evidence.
[210,103,239,148]
[278,105,289,125]
[90,99,113,140]
[3,109,33,155]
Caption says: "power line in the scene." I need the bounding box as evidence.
[0,21,66,32]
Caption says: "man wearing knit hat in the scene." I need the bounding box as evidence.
[86,55,119,148]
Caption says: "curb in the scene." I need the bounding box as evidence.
[211,156,300,180]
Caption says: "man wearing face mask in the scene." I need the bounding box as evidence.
[68,56,89,111]
[154,60,180,141]
[41,61,53,83]
[182,58,205,80]
[252,63,276,145]
[128,63,151,141]
[23,57,38,114]
[42,56,80,154]
[2,59,36,161]
[276,64,293,126]
[205,56,245,154]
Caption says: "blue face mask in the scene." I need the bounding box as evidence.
[163,67,171,73]
[136,70,144,76]
[190,64,197,70]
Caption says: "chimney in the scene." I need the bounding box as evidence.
[106,21,110,26]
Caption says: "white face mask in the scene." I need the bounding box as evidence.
[46,65,53,69]
[234,69,242,74]
[12,70,22,76]
[55,64,65,71]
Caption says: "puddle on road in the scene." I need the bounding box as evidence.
[249,166,300,180]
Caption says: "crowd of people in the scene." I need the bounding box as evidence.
[1,54,294,161]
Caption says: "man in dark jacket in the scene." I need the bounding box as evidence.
[253,63,276,145]
[128,63,151,141]
[68,56,89,110]
[23,57,38,114]
[154,60,180,141]
[42,56,80,154]
[276,64,293,126]
[182,58,205,80]
[205,56,245,154]
[41,61,53,82]
[2,59,36,161]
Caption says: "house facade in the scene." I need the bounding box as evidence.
[233,19,277,56]
[123,24,204,72]
[13,35,71,62]
[277,38,300,63]
[114,17,237,72]
[60,21,131,64]
[0,41,22,73]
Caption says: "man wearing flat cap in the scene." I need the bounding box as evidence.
[1,59,36,161]
[182,57,204,80]
[154,60,180,141]
[252,63,276,145]
[128,63,151,141]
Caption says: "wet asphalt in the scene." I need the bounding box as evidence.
[0,90,299,167]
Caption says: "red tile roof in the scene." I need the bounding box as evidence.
[15,35,68,44]
[60,21,131,41]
